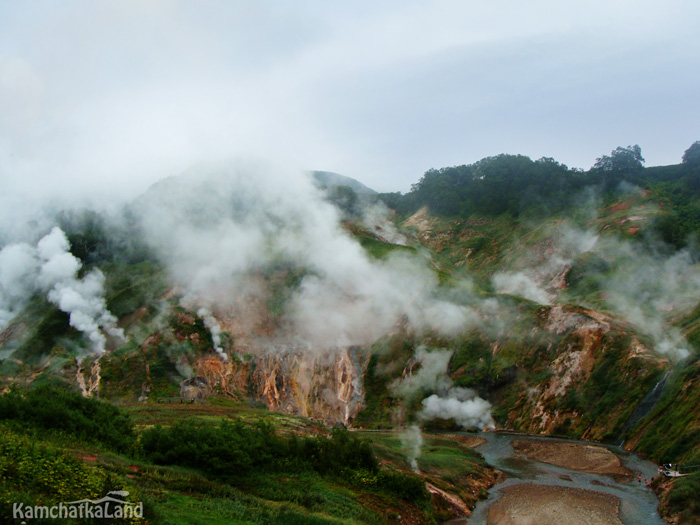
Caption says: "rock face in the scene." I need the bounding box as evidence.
[75,357,102,398]
[503,305,667,440]
[180,376,211,401]
[249,346,368,425]
[185,346,369,426]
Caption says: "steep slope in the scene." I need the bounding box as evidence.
[2,156,700,522]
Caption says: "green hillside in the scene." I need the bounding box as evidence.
[2,145,700,522]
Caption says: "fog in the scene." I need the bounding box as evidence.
[137,161,482,350]
[1,0,699,209]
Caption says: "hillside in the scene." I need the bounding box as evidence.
[1,149,700,522]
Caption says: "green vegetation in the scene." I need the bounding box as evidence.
[0,387,440,524]
[379,143,700,250]
[0,384,135,452]
[141,422,378,480]
[0,426,134,524]
[664,471,700,525]
[363,431,491,519]
[105,260,168,319]
[635,361,700,464]
[10,301,74,365]
[391,154,585,218]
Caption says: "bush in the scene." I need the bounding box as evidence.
[0,426,126,522]
[348,469,429,504]
[666,471,700,524]
[376,471,428,504]
[0,385,135,452]
[141,421,378,481]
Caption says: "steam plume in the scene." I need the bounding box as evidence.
[0,242,39,330]
[137,161,481,349]
[598,239,698,360]
[393,346,453,397]
[197,307,228,361]
[492,272,552,304]
[0,227,124,355]
[400,424,423,473]
[492,225,599,305]
[419,387,495,429]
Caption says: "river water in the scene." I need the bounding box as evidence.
[467,432,664,524]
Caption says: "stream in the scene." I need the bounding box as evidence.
[466,432,664,524]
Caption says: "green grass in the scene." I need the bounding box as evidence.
[356,235,415,260]
[665,471,700,525]
[0,388,440,524]
[0,424,137,523]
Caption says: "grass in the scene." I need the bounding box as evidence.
[357,431,487,483]
[0,388,441,524]
[664,471,700,525]
[634,360,700,464]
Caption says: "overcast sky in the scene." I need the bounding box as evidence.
[1,0,699,200]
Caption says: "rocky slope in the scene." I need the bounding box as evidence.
[2,164,700,521]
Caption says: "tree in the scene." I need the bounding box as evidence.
[682,141,700,167]
[594,145,645,172]
[326,185,360,217]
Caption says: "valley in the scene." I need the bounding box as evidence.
[1,152,700,523]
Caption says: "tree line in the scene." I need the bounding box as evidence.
[378,142,700,246]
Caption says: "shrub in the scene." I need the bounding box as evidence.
[0,385,135,452]
[141,421,378,481]
[0,426,128,522]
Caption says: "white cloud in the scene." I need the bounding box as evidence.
[0,0,698,205]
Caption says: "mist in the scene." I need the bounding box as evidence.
[493,216,697,361]
[393,346,495,468]
[0,227,124,355]
[419,387,495,430]
[393,346,495,428]
[400,424,423,473]
[137,161,482,351]
[594,236,699,361]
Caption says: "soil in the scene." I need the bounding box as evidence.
[512,439,633,482]
[487,483,622,525]
[441,433,488,448]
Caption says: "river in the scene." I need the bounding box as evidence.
[466,432,664,524]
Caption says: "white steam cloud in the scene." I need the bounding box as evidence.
[393,346,453,397]
[419,387,495,430]
[138,161,481,349]
[493,225,599,305]
[492,272,552,304]
[361,201,407,246]
[197,307,227,361]
[598,239,698,361]
[400,424,423,473]
[493,218,696,361]
[393,346,495,468]
[0,242,39,329]
[394,348,495,430]
[0,227,124,354]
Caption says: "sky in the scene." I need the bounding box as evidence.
[1,0,699,200]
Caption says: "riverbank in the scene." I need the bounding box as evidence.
[468,431,664,524]
[487,483,623,525]
[442,433,488,449]
[512,439,633,481]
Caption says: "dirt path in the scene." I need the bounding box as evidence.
[487,483,623,525]
[512,439,633,481]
